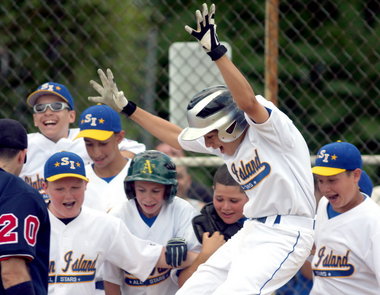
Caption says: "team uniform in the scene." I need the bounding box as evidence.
[48,206,163,295]
[102,197,200,294]
[177,95,316,294]
[20,128,145,199]
[0,168,50,294]
[84,161,131,212]
[311,196,380,295]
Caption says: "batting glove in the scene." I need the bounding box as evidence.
[185,3,227,61]
[89,68,128,112]
[165,237,187,268]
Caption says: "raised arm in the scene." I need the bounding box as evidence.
[88,68,183,149]
[185,3,269,124]
[129,107,183,149]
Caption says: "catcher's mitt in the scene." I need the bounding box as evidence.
[192,202,243,243]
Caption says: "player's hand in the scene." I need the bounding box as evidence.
[185,3,227,61]
[165,237,187,268]
[201,231,225,256]
[89,68,128,112]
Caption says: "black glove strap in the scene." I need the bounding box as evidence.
[121,100,137,116]
[208,44,227,61]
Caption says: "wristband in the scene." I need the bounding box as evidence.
[207,45,227,61]
[121,101,137,117]
[5,281,35,295]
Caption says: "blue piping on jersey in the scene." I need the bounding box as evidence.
[258,231,301,295]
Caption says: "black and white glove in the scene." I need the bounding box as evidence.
[185,3,227,61]
[165,237,187,268]
[89,68,136,116]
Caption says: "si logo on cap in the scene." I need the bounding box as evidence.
[44,151,89,182]
[75,104,122,141]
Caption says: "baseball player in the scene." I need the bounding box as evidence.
[178,164,248,287]
[20,82,145,200]
[88,3,315,294]
[75,104,132,213]
[0,119,50,295]
[43,151,198,295]
[310,142,380,295]
[102,150,201,295]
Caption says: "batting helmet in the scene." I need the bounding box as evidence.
[124,150,178,202]
[180,85,248,143]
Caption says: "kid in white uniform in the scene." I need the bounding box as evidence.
[310,141,380,295]
[75,104,131,212]
[88,4,315,294]
[102,150,201,295]
[43,151,197,295]
[21,82,144,199]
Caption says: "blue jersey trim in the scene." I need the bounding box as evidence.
[138,210,158,227]
[259,231,301,294]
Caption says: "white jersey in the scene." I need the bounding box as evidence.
[179,95,315,219]
[311,196,380,295]
[84,161,131,213]
[48,206,163,295]
[20,128,145,199]
[103,197,201,295]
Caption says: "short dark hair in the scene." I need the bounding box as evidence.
[0,147,21,160]
[213,164,243,192]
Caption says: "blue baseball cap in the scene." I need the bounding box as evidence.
[27,82,74,110]
[75,104,122,141]
[44,151,89,182]
[359,170,373,197]
[312,142,362,176]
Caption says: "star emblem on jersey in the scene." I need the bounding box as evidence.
[76,162,81,167]
[54,162,60,167]
[99,118,105,124]
[331,154,338,160]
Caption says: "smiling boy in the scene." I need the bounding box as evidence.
[20,82,145,200]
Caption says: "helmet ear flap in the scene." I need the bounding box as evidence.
[165,184,178,203]
[124,181,136,200]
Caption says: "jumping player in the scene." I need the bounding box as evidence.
[44,151,198,295]
[88,3,315,294]
[310,141,380,294]
[0,119,50,295]
[102,150,201,295]
[20,82,145,199]
[75,104,131,212]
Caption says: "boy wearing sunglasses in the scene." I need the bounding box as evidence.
[20,82,145,200]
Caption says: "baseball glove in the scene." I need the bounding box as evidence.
[192,202,243,243]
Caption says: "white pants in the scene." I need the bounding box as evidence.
[176,219,314,295]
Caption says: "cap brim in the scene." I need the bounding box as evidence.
[27,90,70,108]
[312,166,346,176]
[180,112,235,141]
[180,125,217,141]
[74,129,113,141]
[46,173,89,182]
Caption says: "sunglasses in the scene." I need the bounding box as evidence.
[33,102,70,113]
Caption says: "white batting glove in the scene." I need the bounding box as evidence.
[185,3,227,60]
[89,68,128,112]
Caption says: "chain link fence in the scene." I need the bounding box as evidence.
[1,0,379,193]
[1,1,379,293]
